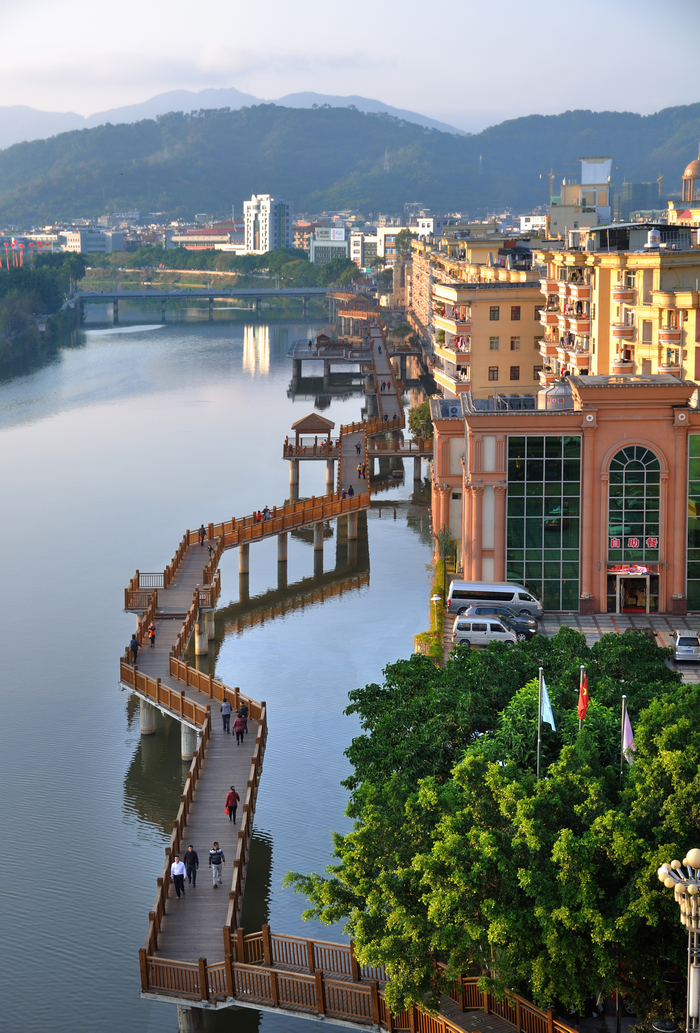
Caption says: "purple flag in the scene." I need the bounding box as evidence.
[623,711,636,764]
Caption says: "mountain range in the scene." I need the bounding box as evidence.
[0,102,698,225]
[0,88,465,151]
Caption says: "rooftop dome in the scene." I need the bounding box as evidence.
[683,158,700,179]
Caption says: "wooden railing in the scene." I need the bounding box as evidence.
[283,438,340,458]
[142,715,212,958]
[223,572,369,635]
[366,438,433,456]
[121,659,211,726]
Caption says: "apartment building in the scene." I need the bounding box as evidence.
[61,229,124,253]
[548,156,613,238]
[243,194,292,254]
[349,231,378,268]
[309,227,349,265]
[534,222,700,381]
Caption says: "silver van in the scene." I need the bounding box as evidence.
[452,619,517,649]
[447,581,543,619]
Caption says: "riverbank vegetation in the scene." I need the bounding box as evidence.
[286,629,696,1027]
[0,254,85,360]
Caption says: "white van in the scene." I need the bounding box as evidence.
[452,619,517,649]
[447,581,543,619]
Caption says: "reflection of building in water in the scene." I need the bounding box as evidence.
[242,324,270,376]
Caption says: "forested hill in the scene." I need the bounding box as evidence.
[1,102,699,223]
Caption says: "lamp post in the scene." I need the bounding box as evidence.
[431,594,441,631]
[657,848,700,1033]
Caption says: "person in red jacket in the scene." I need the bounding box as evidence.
[232,713,246,745]
[225,785,240,824]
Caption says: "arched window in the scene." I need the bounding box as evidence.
[608,446,660,561]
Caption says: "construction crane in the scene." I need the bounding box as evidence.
[657,174,663,197]
[539,168,557,196]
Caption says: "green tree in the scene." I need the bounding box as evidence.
[394,228,418,259]
[285,630,694,1021]
[408,400,433,442]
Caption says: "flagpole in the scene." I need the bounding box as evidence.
[537,667,543,779]
[620,694,627,775]
[579,665,584,733]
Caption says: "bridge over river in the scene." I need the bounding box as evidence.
[75,286,329,321]
[119,320,573,1033]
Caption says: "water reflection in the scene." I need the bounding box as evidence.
[243,325,271,377]
[123,698,189,837]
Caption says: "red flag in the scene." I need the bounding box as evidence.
[577,670,589,721]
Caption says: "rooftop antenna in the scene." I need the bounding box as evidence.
[383,148,389,173]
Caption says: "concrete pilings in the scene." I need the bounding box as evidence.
[139,699,157,735]
[181,724,198,761]
[326,458,335,493]
[113,298,119,324]
[161,299,166,323]
[206,610,216,640]
[313,521,324,552]
[289,459,299,491]
[277,532,288,562]
[195,612,208,655]
[239,542,250,575]
[414,456,422,481]
[177,1005,204,1032]
[347,513,358,541]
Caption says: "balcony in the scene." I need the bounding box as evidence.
[568,316,591,335]
[569,283,591,301]
[611,323,636,340]
[612,286,635,303]
[434,365,471,394]
[657,362,682,376]
[435,340,470,363]
[659,327,682,345]
[434,313,472,336]
[539,340,559,358]
[540,278,559,295]
[540,309,560,326]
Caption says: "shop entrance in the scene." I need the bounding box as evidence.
[619,575,649,613]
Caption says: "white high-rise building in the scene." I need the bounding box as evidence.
[243,194,292,254]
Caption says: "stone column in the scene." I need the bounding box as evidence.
[177,1005,204,1033]
[414,456,422,481]
[471,486,484,581]
[462,486,473,580]
[493,485,507,582]
[239,542,249,575]
[277,532,288,562]
[289,458,299,491]
[195,611,209,655]
[347,512,358,540]
[326,458,335,494]
[181,724,198,761]
[239,572,249,604]
[140,699,156,735]
[205,610,216,641]
[277,561,288,591]
[313,521,324,552]
[580,428,596,610]
[672,427,688,609]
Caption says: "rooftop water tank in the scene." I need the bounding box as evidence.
[537,377,574,410]
[646,228,661,248]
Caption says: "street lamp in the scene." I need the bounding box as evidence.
[657,848,700,1033]
[431,594,441,629]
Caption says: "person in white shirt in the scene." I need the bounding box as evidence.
[170,855,187,899]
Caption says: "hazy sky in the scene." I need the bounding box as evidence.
[2,0,699,131]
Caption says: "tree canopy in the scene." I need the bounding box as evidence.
[285,629,698,1024]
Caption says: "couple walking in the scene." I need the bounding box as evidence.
[221,699,248,743]
[169,844,199,898]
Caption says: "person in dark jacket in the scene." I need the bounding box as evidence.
[130,635,140,663]
[225,785,240,823]
[233,713,247,745]
[199,524,206,546]
[209,842,225,887]
[220,699,232,733]
[183,845,199,886]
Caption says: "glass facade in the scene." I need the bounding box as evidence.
[688,436,700,610]
[506,435,581,610]
[607,446,660,562]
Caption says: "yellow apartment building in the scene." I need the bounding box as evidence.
[535,222,700,380]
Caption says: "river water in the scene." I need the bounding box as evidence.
[0,317,432,1032]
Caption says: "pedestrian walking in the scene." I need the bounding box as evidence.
[356,464,362,479]
[170,854,186,899]
[183,844,199,886]
[199,524,206,546]
[209,842,225,887]
[347,484,354,497]
[148,623,156,648]
[207,544,214,558]
[361,463,366,479]
[225,785,240,824]
[220,698,232,734]
[130,634,140,664]
[239,702,249,723]
[341,488,346,500]
[355,441,361,455]
[233,713,247,745]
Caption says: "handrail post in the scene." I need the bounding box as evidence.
[139,948,149,991]
[516,998,522,1031]
[315,970,326,1016]
[270,969,280,1007]
[236,927,246,963]
[349,940,360,981]
[483,990,490,1015]
[370,980,381,1026]
[198,957,209,1001]
[306,940,316,974]
[262,924,273,966]
[547,1008,555,1033]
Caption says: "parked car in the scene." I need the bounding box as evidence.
[671,630,700,661]
[452,619,517,649]
[460,605,538,640]
[447,580,543,619]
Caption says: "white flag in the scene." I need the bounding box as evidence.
[623,711,636,764]
[541,679,556,731]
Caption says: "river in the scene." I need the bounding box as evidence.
[0,317,432,1032]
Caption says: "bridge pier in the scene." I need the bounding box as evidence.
[195,612,209,655]
[292,359,302,378]
[161,299,166,323]
[113,298,119,325]
[347,513,358,541]
[289,458,299,493]
[302,295,308,317]
[277,560,288,591]
[206,609,216,640]
[255,297,261,317]
[313,521,324,552]
[181,724,198,761]
[277,532,288,562]
[239,542,250,575]
[177,1004,205,1033]
[239,572,250,604]
[326,458,335,494]
[208,296,214,321]
[414,456,422,481]
[323,359,330,390]
[139,699,157,735]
